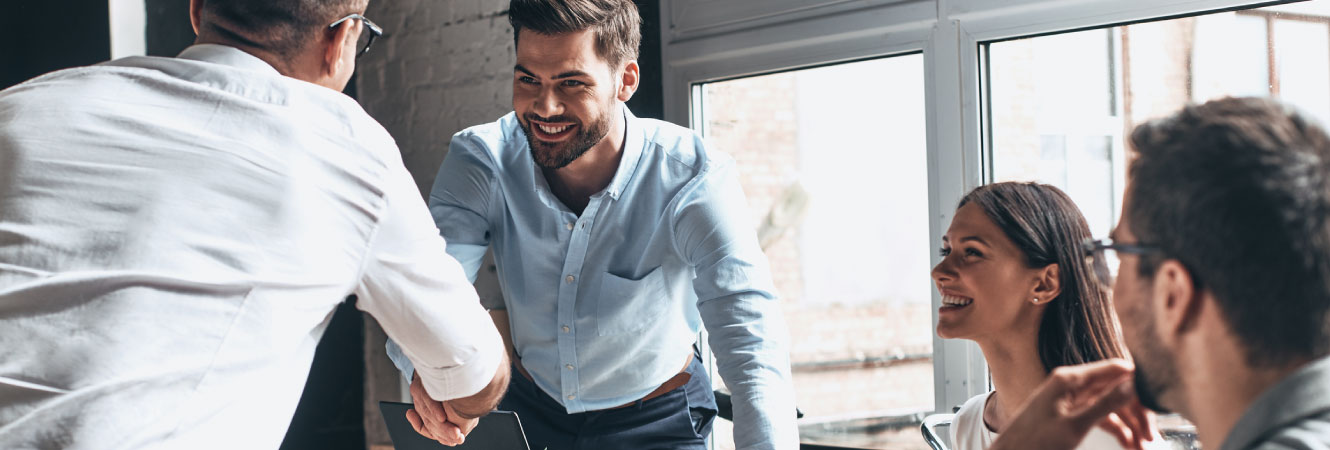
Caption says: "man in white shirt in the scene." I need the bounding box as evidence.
[0,0,507,448]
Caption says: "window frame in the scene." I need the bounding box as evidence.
[660,0,1297,417]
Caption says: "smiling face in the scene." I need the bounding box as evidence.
[512,29,629,169]
[932,203,1049,342]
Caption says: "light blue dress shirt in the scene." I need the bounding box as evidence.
[387,106,798,449]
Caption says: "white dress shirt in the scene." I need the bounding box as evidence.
[0,44,502,449]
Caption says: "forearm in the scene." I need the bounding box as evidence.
[702,294,799,450]
[712,338,799,450]
[436,310,514,420]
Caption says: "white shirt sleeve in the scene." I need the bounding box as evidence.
[354,163,504,402]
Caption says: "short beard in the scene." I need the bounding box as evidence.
[1129,293,1177,413]
[1134,367,1172,413]
[521,110,611,170]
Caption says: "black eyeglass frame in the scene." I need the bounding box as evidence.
[330,13,383,58]
[1081,238,1165,288]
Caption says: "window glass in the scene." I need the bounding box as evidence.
[697,54,932,450]
[990,1,1330,237]
[986,3,1330,447]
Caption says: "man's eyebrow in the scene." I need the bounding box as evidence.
[513,65,592,80]
[552,70,591,79]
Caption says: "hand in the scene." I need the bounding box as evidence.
[1097,391,1157,450]
[441,400,480,435]
[990,359,1155,450]
[405,371,468,446]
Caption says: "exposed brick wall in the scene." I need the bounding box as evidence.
[704,73,806,310]
[359,0,515,198]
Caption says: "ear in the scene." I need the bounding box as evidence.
[617,60,640,102]
[1031,263,1062,305]
[189,0,204,35]
[1151,260,1203,344]
[323,18,357,78]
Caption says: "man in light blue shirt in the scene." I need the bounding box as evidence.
[386,0,797,448]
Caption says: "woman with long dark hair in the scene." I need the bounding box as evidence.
[932,182,1157,449]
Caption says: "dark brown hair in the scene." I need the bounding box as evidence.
[1127,97,1330,367]
[508,0,642,68]
[199,0,366,59]
[959,182,1125,371]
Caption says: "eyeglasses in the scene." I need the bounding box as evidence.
[1082,238,1164,288]
[330,13,383,59]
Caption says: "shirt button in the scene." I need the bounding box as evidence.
[562,325,570,333]
[565,364,574,370]
[567,395,576,400]
[566,275,575,283]
[566,223,574,230]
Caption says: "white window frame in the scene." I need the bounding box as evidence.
[661,0,1289,414]
[109,0,147,58]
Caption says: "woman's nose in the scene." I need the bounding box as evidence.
[931,258,955,283]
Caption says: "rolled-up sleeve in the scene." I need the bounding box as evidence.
[674,158,799,450]
[355,160,503,402]
[428,132,497,288]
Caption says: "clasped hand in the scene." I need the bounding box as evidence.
[406,372,480,446]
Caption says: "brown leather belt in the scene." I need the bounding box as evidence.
[516,351,694,410]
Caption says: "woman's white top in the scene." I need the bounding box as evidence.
[950,391,1168,450]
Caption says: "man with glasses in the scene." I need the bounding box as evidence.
[990,97,1330,450]
[0,0,506,448]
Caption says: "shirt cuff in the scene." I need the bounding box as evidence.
[384,337,416,383]
[387,323,505,402]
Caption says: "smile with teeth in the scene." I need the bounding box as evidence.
[536,123,573,135]
[941,294,973,308]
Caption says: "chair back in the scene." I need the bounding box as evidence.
[920,413,954,450]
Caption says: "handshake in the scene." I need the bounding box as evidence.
[406,362,512,447]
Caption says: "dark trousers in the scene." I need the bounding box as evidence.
[498,351,717,450]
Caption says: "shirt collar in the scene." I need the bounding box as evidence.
[1219,355,1330,450]
[604,106,644,201]
[176,44,282,76]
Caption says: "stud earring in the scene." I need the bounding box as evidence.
[1031,297,1040,304]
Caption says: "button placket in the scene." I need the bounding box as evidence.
[555,200,608,410]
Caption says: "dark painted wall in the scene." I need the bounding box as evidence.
[280,299,367,450]
[146,0,195,57]
[1,1,110,90]
[626,0,664,120]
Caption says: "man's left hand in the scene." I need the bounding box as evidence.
[990,359,1155,450]
[406,372,468,446]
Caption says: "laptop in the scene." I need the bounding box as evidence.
[379,401,531,450]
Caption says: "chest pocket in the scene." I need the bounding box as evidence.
[596,266,669,336]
